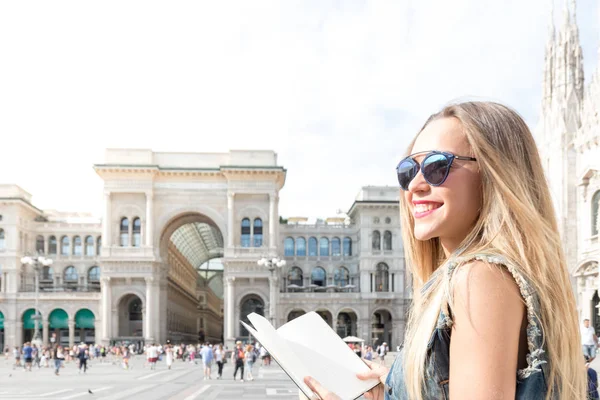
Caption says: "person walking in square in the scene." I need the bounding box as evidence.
[200,343,213,380]
[582,319,599,363]
[232,341,245,382]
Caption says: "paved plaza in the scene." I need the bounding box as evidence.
[0,355,302,400]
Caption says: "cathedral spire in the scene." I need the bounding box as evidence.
[542,0,556,112]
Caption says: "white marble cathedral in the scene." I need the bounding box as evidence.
[535,1,600,327]
[0,149,407,350]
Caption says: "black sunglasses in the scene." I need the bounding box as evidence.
[396,151,477,191]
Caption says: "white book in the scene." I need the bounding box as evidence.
[241,311,380,400]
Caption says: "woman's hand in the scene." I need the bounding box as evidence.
[303,359,390,400]
[357,359,389,400]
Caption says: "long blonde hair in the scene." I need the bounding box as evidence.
[400,101,585,400]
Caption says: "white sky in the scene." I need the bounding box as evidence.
[0,0,598,219]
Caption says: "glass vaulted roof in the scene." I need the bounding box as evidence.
[170,222,224,269]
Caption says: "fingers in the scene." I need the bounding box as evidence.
[304,376,324,399]
[356,370,382,380]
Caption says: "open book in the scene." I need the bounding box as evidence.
[241,312,380,400]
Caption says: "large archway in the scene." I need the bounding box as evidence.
[159,212,225,344]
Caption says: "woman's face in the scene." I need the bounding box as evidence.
[403,117,482,254]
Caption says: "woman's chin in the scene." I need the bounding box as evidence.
[413,227,437,241]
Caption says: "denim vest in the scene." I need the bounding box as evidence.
[385,254,551,400]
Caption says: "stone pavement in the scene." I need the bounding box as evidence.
[0,353,395,400]
[0,356,299,400]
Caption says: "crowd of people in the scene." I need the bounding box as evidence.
[3,338,278,384]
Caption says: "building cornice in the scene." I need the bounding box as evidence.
[347,200,399,216]
[0,197,43,214]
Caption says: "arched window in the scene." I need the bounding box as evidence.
[284,237,295,256]
[41,266,53,281]
[96,236,102,255]
[334,266,349,287]
[119,218,129,247]
[85,236,94,256]
[88,266,100,282]
[308,237,318,256]
[311,267,326,287]
[319,238,330,257]
[253,218,263,247]
[61,236,70,255]
[383,231,392,251]
[73,236,82,256]
[64,266,78,282]
[241,218,251,247]
[372,231,381,251]
[296,237,306,256]
[132,217,141,247]
[343,237,352,256]
[48,236,57,255]
[593,191,600,236]
[331,237,341,256]
[288,266,303,286]
[36,235,45,254]
[375,262,389,292]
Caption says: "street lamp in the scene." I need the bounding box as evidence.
[20,255,53,348]
[257,257,286,326]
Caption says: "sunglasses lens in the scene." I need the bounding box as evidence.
[397,159,418,190]
[422,153,450,185]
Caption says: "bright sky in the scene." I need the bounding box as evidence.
[0,0,598,219]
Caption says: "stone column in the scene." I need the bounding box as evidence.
[103,192,112,248]
[101,277,112,342]
[227,192,235,248]
[15,321,23,348]
[224,276,235,345]
[145,277,157,342]
[269,193,278,249]
[42,319,49,346]
[68,319,75,348]
[145,192,154,247]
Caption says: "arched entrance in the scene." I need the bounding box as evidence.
[118,294,143,337]
[316,309,333,328]
[75,309,95,344]
[371,309,393,348]
[239,295,264,340]
[287,309,306,322]
[49,309,69,346]
[159,212,225,344]
[22,309,42,343]
[336,310,357,337]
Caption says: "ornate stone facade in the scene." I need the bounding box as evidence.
[0,150,407,350]
[536,1,600,326]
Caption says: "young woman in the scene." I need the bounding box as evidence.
[245,344,255,381]
[304,102,586,399]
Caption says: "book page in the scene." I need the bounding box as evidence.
[241,317,315,397]
[277,311,379,399]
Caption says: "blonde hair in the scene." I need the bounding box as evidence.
[400,101,585,399]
